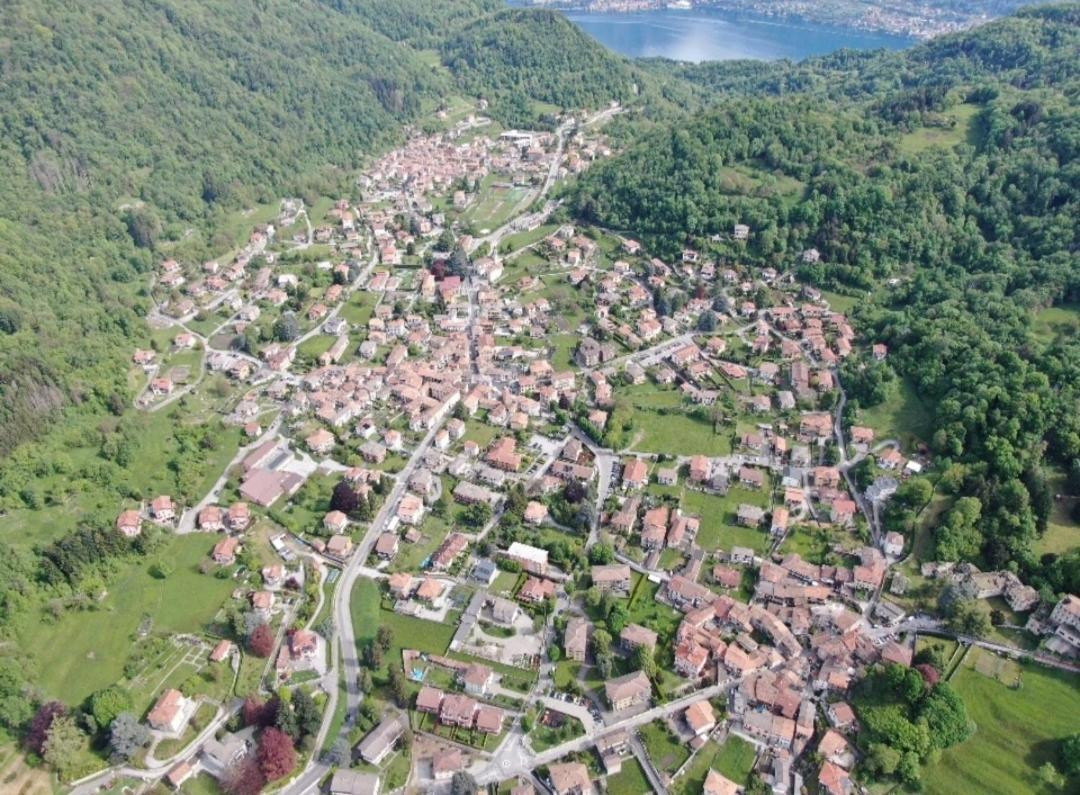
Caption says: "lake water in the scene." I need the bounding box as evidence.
[562,8,916,62]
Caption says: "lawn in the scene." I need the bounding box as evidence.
[640,719,689,774]
[626,580,682,642]
[606,757,653,795]
[607,383,733,456]
[923,649,1080,795]
[350,577,457,671]
[857,378,933,452]
[674,735,757,793]
[680,488,772,553]
[21,534,236,705]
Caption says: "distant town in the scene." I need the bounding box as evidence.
[518,0,1031,38]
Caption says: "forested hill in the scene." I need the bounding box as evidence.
[570,3,1080,592]
[0,0,633,459]
[441,9,639,127]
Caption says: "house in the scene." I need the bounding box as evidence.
[472,558,499,586]
[396,493,426,525]
[818,761,853,795]
[548,761,594,795]
[827,701,857,732]
[605,670,651,711]
[519,576,556,604]
[620,623,658,654]
[326,534,354,559]
[323,509,349,534]
[197,505,224,531]
[226,502,251,532]
[150,495,176,522]
[622,458,648,490]
[306,428,336,455]
[689,455,712,483]
[432,748,464,781]
[356,716,404,765]
[209,640,234,663]
[737,504,765,527]
[251,590,275,618]
[375,532,399,559]
[730,546,755,565]
[591,564,632,595]
[738,466,765,489]
[165,760,195,790]
[685,700,716,737]
[116,510,143,538]
[564,617,589,662]
[770,507,790,537]
[524,501,548,526]
[506,542,549,576]
[819,730,854,768]
[491,596,520,625]
[147,689,191,733]
[461,663,494,696]
[213,536,240,565]
[330,770,381,795]
[883,531,904,557]
[703,770,739,795]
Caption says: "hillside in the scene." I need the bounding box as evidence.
[570,4,1080,593]
[441,8,639,127]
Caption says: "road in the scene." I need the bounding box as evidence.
[477,679,736,785]
[287,414,450,794]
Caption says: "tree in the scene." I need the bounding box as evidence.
[918,683,973,749]
[257,727,297,782]
[634,644,657,678]
[273,312,300,342]
[606,603,628,635]
[1060,732,1080,776]
[330,480,360,515]
[1037,762,1064,790]
[450,771,478,795]
[387,665,407,708]
[26,701,66,755]
[865,743,901,777]
[291,689,321,745]
[376,626,394,653]
[90,685,133,730]
[359,668,374,694]
[249,623,275,658]
[43,715,85,779]
[222,755,266,795]
[108,712,151,762]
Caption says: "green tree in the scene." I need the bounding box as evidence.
[90,686,133,730]
[43,715,85,779]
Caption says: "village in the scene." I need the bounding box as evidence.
[84,99,1080,795]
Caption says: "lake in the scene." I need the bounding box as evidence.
[561,8,916,62]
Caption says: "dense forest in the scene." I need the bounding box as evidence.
[570,4,1080,592]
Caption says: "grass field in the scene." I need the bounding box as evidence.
[857,378,933,451]
[606,757,653,794]
[640,719,690,774]
[678,488,772,553]
[350,578,457,675]
[675,735,757,793]
[21,534,236,705]
[896,102,981,156]
[923,648,1080,795]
